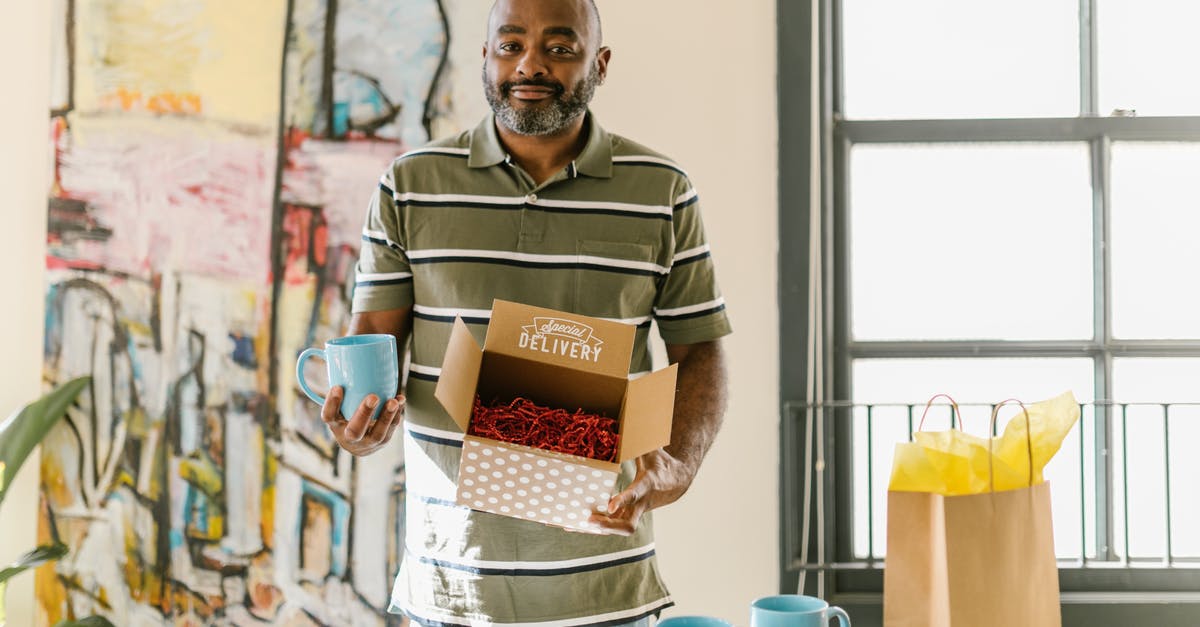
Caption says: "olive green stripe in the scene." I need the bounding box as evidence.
[397,551,670,624]
[405,318,653,372]
[405,497,655,563]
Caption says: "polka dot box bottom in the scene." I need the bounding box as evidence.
[457,437,619,533]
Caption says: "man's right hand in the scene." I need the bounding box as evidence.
[320,385,405,456]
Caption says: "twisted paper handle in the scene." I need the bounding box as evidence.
[988,399,1035,492]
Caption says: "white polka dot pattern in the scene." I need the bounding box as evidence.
[457,438,619,532]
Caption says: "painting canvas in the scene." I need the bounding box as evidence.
[40,0,455,624]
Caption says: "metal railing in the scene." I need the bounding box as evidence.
[783,400,1200,580]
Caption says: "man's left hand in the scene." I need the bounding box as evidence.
[587,448,695,535]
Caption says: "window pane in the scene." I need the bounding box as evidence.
[1111,143,1200,339]
[1098,0,1200,116]
[1112,359,1200,560]
[851,358,1093,559]
[841,0,1079,119]
[850,144,1093,341]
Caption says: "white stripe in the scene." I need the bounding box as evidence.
[412,306,646,327]
[674,188,698,206]
[405,491,466,509]
[400,147,471,158]
[408,363,442,377]
[356,271,412,282]
[413,304,494,320]
[389,191,672,217]
[654,296,726,318]
[613,154,688,175]
[601,314,652,326]
[362,229,403,251]
[394,191,525,206]
[406,542,656,572]
[401,433,461,500]
[407,249,670,275]
[529,197,672,217]
[672,244,710,265]
[629,371,651,380]
[398,595,673,627]
[405,423,465,443]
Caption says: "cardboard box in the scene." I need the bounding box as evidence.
[435,299,678,533]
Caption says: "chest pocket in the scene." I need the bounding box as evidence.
[574,239,659,318]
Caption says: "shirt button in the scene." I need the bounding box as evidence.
[526,193,538,203]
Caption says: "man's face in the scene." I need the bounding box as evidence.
[482,0,609,136]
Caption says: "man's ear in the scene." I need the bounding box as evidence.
[596,46,612,83]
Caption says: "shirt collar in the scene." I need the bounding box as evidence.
[467,111,613,179]
[573,112,613,178]
[467,114,507,168]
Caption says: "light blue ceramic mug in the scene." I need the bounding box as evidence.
[296,334,398,421]
[750,595,850,627]
[658,617,734,627]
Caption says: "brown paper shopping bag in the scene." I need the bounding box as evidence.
[884,399,1063,627]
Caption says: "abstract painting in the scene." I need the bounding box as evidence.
[40,0,453,624]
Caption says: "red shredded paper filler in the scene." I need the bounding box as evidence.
[469,396,620,463]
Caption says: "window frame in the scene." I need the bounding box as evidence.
[778,0,1200,624]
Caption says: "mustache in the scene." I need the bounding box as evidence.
[501,78,565,94]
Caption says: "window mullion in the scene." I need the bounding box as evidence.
[850,339,1200,358]
[850,340,1099,355]
[1093,133,1117,561]
[1081,0,1099,116]
[841,117,1200,143]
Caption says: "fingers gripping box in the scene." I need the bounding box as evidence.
[434,299,678,533]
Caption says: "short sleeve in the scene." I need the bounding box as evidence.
[653,179,733,344]
[351,164,414,313]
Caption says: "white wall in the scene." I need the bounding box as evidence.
[0,1,780,624]
[593,3,780,623]
[0,1,51,625]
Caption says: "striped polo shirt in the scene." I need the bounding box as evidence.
[353,112,732,627]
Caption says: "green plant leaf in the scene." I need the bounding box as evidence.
[53,617,117,627]
[0,543,68,585]
[0,376,90,509]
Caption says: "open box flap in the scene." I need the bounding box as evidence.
[434,318,483,433]
[484,299,635,379]
[617,364,679,461]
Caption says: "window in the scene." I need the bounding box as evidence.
[779,1,1200,625]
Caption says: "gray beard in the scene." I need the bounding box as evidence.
[484,63,601,136]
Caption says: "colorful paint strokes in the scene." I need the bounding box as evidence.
[41,0,452,624]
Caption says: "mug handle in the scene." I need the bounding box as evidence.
[826,606,850,626]
[296,348,327,406]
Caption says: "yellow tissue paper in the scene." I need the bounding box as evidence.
[888,391,1080,496]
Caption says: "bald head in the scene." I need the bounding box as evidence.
[488,0,603,53]
[482,0,611,136]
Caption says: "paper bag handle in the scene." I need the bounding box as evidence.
[917,393,963,432]
[987,399,1034,491]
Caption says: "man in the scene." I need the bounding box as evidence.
[320,0,730,624]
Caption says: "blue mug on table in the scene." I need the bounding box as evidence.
[296,334,398,421]
[751,595,850,627]
[658,617,733,627]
